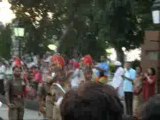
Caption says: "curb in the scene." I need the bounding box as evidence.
[0,95,39,111]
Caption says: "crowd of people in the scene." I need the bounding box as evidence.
[0,53,159,120]
[112,62,157,118]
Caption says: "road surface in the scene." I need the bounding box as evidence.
[0,103,44,120]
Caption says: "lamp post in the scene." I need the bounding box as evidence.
[152,0,160,24]
[13,27,25,58]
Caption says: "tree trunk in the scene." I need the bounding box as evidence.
[115,47,125,65]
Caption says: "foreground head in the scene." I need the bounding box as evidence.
[141,95,160,120]
[61,82,123,120]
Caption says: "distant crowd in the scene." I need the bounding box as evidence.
[0,53,159,120]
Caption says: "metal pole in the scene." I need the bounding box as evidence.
[18,37,21,58]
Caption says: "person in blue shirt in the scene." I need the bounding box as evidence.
[95,56,110,84]
[122,62,136,115]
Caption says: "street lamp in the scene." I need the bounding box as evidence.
[13,27,25,58]
[152,0,160,24]
[14,27,25,37]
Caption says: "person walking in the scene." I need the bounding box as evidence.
[5,66,26,120]
[122,62,136,115]
[38,54,66,120]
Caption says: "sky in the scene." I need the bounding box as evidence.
[106,48,141,62]
[0,0,15,25]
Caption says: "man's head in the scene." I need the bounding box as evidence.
[50,54,65,72]
[83,68,93,81]
[125,62,131,70]
[61,82,123,120]
[13,66,22,78]
[141,95,160,120]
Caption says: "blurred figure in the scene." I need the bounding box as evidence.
[70,61,84,89]
[32,66,43,90]
[0,62,6,95]
[112,61,124,99]
[5,66,26,120]
[83,68,93,82]
[38,65,54,120]
[96,71,108,84]
[61,82,123,120]
[133,66,143,118]
[95,56,110,84]
[38,54,66,120]
[122,62,136,115]
[141,94,160,120]
[143,67,157,102]
[82,55,94,82]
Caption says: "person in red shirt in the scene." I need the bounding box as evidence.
[143,67,157,102]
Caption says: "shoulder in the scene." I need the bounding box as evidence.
[118,67,124,71]
[130,68,136,73]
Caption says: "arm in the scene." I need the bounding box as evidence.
[145,74,156,84]
[122,70,136,83]
[4,80,11,106]
[94,67,106,72]
[122,75,133,82]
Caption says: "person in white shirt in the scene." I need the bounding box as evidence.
[0,62,6,95]
[112,61,124,99]
[70,68,84,89]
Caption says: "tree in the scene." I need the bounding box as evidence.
[9,0,154,61]
[0,25,12,59]
[9,0,106,60]
[89,0,143,62]
[9,0,65,55]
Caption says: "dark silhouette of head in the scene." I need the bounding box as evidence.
[60,82,123,120]
[141,94,160,120]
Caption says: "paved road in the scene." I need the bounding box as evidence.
[0,103,44,120]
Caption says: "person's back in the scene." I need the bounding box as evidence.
[60,82,123,120]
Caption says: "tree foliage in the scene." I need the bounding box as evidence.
[0,25,12,59]
[9,0,154,61]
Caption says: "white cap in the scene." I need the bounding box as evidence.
[114,61,122,66]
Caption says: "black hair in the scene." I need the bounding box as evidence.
[141,95,160,120]
[61,82,123,120]
[150,67,156,76]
